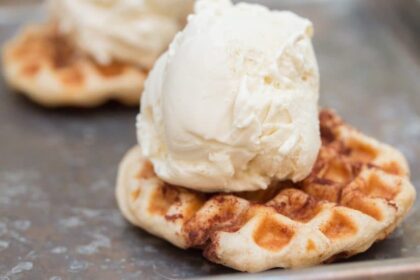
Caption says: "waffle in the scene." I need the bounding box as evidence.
[116,109,415,272]
[2,24,147,107]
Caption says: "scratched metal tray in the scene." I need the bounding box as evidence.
[0,0,419,279]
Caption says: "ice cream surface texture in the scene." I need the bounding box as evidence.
[137,0,321,192]
[49,0,194,68]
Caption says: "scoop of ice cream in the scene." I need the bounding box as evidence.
[49,0,194,69]
[137,0,321,192]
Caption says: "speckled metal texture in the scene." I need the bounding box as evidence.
[0,1,419,279]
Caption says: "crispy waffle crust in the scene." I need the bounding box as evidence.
[2,24,147,107]
[116,110,415,272]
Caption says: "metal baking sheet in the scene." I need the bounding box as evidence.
[0,0,419,279]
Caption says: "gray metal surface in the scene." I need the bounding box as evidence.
[195,258,420,280]
[0,0,419,279]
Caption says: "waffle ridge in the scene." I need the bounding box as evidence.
[116,109,415,272]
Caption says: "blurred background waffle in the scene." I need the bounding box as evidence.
[0,0,419,279]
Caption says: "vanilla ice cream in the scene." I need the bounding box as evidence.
[49,0,194,69]
[137,0,321,192]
